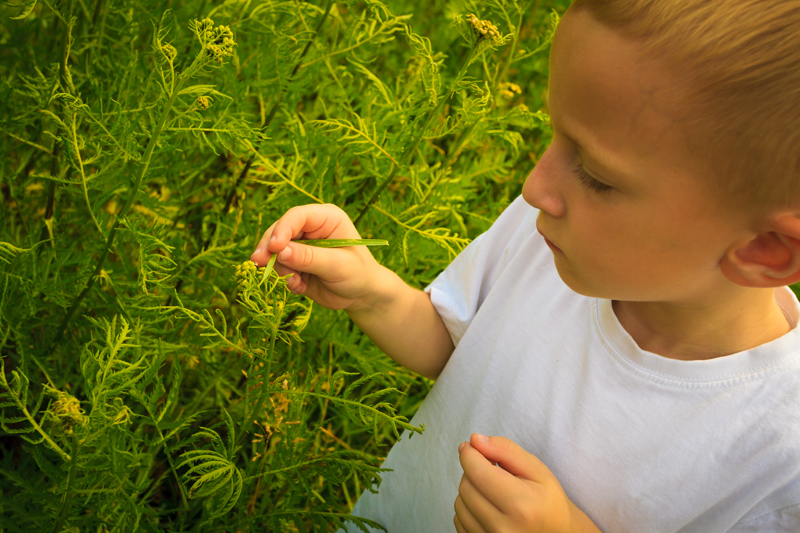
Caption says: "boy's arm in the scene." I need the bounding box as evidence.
[345,265,455,380]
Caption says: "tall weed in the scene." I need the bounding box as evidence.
[0,0,567,529]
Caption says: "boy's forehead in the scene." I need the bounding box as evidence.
[548,7,696,184]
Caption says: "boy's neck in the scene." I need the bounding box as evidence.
[612,288,794,361]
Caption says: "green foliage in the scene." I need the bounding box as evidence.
[0,0,569,529]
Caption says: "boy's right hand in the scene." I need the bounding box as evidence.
[250,204,382,312]
[252,203,455,380]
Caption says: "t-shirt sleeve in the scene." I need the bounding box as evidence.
[424,195,538,346]
[729,503,800,532]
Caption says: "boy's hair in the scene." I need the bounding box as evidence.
[569,0,800,219]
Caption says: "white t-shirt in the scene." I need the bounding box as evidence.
[344,196,800,532]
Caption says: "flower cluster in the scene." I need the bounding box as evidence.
[234,260,256,289]
[466,14,502,44]
[182,18,238,79]
[195,18,236,62]
[498,82,522,100]
[234,260,265,293]
[196,96,212,110]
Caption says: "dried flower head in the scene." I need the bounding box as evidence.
[46,389,86,436]
[466,14,502,44]
[196,96,212,110]
[112,399,133,426]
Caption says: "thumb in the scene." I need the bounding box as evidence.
[274,241,372,285]
[469,433,552,483]
[274,241,344,279]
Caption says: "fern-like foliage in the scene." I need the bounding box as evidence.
[0,0,567,529]
[298,371,424,442]
[179,409,244,518]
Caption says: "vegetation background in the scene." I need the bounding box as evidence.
[0,0,574,530]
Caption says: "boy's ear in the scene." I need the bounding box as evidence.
[720,214,800,288]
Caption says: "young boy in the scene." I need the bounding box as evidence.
[250,0,800,530]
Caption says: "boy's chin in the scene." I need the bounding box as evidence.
[554,265,633,301]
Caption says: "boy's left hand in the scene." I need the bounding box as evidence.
[455,434,602,533]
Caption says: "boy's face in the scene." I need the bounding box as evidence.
[523,6,748,303]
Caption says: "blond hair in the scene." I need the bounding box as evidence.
[569,0,800,218]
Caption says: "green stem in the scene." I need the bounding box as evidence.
[416,8,529,208]
[353,46,478,227]
[70,112,103,236]
[167,0,336,306]
[39,143,59,247]
[0,366,68,460]
[56,0,74,97]
[261,0,335,130]
[47,74,187,352]
[418,120,478,206]
[236,289,284,448]
[144,404,191,510]
[51,434,79,533]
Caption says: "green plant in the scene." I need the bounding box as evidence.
[0,0,567,529]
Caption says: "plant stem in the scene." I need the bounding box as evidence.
[70,112,104,236]
[236,289,284,448]
[51,433,79,533]
[168,0,336,305]
[57,0,74,96]
[145,404,191,510]
[47,74,187,353]
[353,46,478,227]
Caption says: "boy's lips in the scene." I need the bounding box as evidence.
[544,236,562,253]
[537,224,563,253]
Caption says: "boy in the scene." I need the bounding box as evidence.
[250,0,800,530]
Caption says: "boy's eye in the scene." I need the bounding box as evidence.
[572,162,613,194]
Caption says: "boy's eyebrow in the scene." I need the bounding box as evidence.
[543,90,628,183]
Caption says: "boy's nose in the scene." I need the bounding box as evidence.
[522,144,567,218]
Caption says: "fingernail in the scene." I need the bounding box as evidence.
[458,442,466,453]
[279,245,292,261]
[475,433,488,443]
[269,235,277,244]
[254,247,262,256]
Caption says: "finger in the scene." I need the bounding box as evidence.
[459,441,525,513]
[271,241,364,282]
[281,271,303,293]
[287,271,314,295]
[453,512,467,533]
[250,224,275,266]
[454,493,486,533]
[457,473,498,532]
[469,433,553,484]
[264,204,360,255]
[250,221,276,267]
